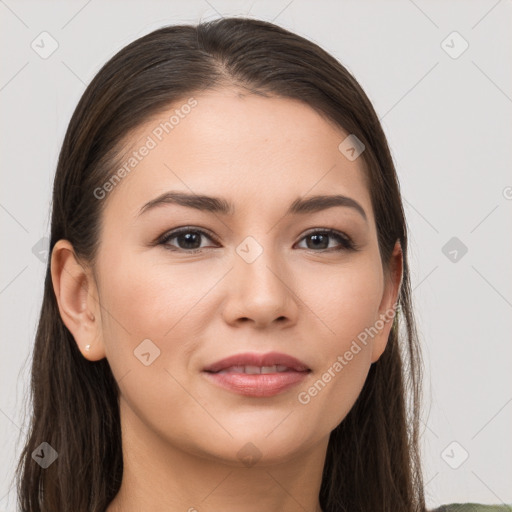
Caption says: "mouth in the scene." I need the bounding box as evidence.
[203,351,310,373]
[202,351,311,398]
[211,364,303,374]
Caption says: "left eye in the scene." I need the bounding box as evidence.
[296,229,355,251]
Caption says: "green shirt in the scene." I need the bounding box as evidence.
[431,504,512,511]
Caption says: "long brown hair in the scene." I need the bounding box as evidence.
[16,17,426,512]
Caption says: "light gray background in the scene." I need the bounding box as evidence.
[1,0,511,510]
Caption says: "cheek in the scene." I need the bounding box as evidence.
[100,248,194,330]
[294,254,383,344]
[96,251,209,435]
[97,249,217,370]
[291,257,382,428]
[298,352,372,435]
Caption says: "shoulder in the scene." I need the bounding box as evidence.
[430,504,512,512]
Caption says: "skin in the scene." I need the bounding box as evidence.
[51,88,402,512]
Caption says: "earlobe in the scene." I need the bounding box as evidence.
[371,240,404,363]
[50,239,106,361]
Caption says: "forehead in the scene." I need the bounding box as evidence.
[103,88,373,224]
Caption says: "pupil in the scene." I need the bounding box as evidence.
[309,234,327,249]
[179,233,200,249]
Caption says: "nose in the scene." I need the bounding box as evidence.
[221,243,299,329]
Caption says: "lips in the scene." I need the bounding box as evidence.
[202,351,311,398]
[214,365,293,374]
[203,351,310,374]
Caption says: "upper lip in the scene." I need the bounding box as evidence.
[203,351,310,373]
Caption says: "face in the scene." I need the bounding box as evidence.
[56,88,402,466]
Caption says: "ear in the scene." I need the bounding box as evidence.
[370,240,403,363]
[50,239,106,361]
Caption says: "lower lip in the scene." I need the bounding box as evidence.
[203,370,309,397]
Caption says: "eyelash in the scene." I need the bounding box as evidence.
[156,227,359,254]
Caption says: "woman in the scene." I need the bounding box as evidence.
[15,16,509,512]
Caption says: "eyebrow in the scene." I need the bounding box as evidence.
[138,191,367,222]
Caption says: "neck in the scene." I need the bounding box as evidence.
[106,400,328,512]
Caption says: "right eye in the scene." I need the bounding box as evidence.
[158,227,219,253]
